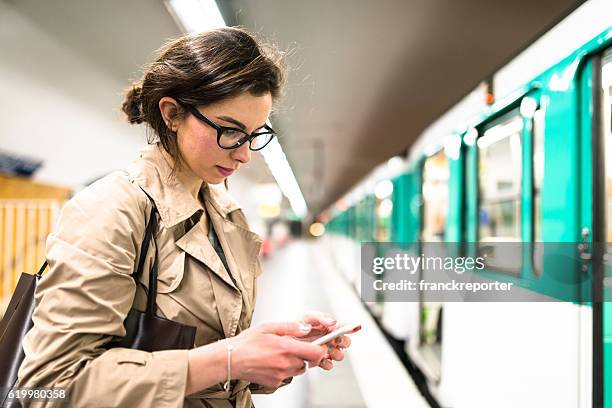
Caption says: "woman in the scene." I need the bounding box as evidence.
[17,27,354,408]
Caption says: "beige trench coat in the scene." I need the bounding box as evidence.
[17,144,283,408]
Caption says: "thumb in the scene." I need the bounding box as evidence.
[258,321,313,337]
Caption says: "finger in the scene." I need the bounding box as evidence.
[290,358,309,376]
[319,358,333,371]
[333,335,351,349]
[306,359,320,369]
[327,347,345,362]
[259,321,313,337]
[301,311,336,328]
[283,338,327,362]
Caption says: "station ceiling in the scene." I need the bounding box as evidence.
[9,0,584,216]
[222,0,584,215]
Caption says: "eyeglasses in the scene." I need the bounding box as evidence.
[177,101,276,151]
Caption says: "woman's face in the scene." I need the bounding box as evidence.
[170,92,273,184]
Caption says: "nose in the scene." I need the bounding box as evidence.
[231,142,251,164]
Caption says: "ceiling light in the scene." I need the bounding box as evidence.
[377,198,393,219]
[374,180,393,200]
[519,97,538,119]
[443,134,462,161]
[309,222,325,237]
[164,0,225,33]
[386,156,404,172]
[463,128,478,146]
[260,138,308,218]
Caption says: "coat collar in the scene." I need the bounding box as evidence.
[126,143,241,227]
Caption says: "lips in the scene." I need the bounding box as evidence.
[216,165,235,177]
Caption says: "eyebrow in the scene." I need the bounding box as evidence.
[217,115,267,132]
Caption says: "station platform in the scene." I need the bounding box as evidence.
[251,240,429,408]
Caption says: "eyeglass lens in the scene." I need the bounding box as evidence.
[219,129,274,151]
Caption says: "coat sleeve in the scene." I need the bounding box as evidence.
[16,173,189,408]
[248,377,293,395]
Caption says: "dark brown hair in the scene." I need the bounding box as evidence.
[121,27,286,168]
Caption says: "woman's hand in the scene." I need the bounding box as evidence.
[185,315,361,395]
[228,321,327,389]
[297,311,361,371]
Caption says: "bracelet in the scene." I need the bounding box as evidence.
[223,341,234,392]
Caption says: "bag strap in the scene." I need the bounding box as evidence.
[36,260,48,278]
[133,190,160,316]
[133,204,158,281]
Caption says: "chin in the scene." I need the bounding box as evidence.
[207,179,225,185]
[203,175,227,185]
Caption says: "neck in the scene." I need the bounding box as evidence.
[158,145,204,203]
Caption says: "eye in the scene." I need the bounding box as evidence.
[222,129,242,139]
[219,128,246,148]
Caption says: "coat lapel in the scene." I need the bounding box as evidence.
[175,221,237,291]
[176,219,242,338]
[206,199,263,332]
[204,183,263,281]
[210,208,263,317]
[227,225,262,319]
[173,182,263,338]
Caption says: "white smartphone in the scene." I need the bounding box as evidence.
[312,322,361,346]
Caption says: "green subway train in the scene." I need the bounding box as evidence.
[324,14,612,408]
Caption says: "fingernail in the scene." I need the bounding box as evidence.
[299,323,312,333]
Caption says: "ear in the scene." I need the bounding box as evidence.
[158,96,181,131]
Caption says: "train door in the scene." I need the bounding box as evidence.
[439,77,592,407]
[590,47,612,408]
[602,47,612,408]
[408,150,449,392]
[574,45,612,408]
[381,170,423,345]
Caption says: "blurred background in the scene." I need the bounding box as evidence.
[1,0,611,407]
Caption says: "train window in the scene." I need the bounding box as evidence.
[375,180,393,241]
[421,150,449,241]
[603,51,612,242]
[533,108,545,242]
[477,114,523,241]
[419,150,446,379]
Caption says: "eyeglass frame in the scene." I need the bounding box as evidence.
[175,100,277,151]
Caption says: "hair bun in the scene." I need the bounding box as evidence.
[122,85,144,124]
